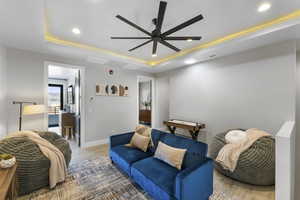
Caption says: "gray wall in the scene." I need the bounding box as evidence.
[5,48,152,143]
[156,42,296,141]
[0,46,7,138]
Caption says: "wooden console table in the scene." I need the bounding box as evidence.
[163,120,206,140]
[0,164,18,200]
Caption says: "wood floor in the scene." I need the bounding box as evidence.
[69,141,275,200]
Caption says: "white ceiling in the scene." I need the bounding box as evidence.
[0,0,299,73]
[45,0,299,60]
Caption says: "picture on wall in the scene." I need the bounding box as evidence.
[118,85,129,96]
[110,84,118,96]
[124,86,129,96]
[96,84,108,96]
[96,84,129,97]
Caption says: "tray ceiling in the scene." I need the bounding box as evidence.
[45,0,300,64]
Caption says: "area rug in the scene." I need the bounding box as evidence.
[18,157,227,200]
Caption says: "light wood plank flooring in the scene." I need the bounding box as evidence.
[69,141,274,200]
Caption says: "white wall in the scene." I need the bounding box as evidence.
[295,51,300,200]
[6,48,153,144]
[0,46,7,138]
[156,42,296,141]
[6,49,46,132]
[276,121,295,200]
[154,75,169,129]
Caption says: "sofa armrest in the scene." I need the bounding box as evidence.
[175,158,213,200]
[109,132,134,148]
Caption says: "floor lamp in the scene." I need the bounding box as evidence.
[12,101,46,131]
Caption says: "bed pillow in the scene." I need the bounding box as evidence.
[154,141,187,170]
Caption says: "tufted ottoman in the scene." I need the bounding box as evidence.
[210,130,275,186]
[0,131,72,195]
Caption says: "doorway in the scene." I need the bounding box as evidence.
[137,76,155,127]
[45,62,85,148]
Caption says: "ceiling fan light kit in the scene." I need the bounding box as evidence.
[111,1,204,57]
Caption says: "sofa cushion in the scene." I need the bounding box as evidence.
[149,129,167,153]
[160,134,208,169]
[110,145,152,175]
[135,125,152,137]
[128,133,151,152]
[154,141,187,170]
[131,157,179,199]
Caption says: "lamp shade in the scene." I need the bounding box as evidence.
[23,105,47,115]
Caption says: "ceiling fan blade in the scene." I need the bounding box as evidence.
[164,36,202,40]
[152,40,158,55]
[116,15,152,36]
[111,37,151,39]
[162,14,204,36]
[156,1,167,32]
[129,39,153,52]
[159,40,180,52]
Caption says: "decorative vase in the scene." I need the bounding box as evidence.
[0,155,16,169]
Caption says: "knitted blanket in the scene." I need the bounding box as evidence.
[6,131,67,188]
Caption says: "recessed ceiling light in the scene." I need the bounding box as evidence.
[184,58,197,65]
[152,54,157,57]
[187,39,193,42]
[72,27,81,35]
[258,2,271,12]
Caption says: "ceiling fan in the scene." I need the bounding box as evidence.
[111,1,204,57]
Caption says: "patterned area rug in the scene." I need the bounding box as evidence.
[18,157,227,200]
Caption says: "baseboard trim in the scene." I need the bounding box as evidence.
[82,138,109,148]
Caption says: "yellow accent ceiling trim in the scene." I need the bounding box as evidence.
[44,8,147,65]
[45,33,148,64]
[44,10,300,67]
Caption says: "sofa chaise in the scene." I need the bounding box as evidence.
[109,129,213,200]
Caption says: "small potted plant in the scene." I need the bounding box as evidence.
[142,101,151,110]
[0,154,16,169]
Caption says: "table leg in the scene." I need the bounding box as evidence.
[167,126,176,134]
[7,166,17,200]
[189,130,200,140]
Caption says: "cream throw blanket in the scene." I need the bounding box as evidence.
[216,128,271,172]
[6,131,67,188]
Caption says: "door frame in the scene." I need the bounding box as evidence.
[44,61,86,148]
[137,76,156,128]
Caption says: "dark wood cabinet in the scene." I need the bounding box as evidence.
[139,110,151,124]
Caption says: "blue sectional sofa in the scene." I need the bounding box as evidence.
[109,129,213,200]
